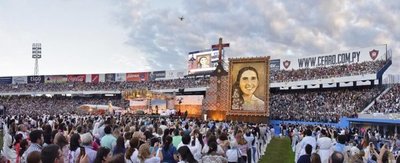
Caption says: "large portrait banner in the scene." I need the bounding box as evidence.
[229,57,270,116]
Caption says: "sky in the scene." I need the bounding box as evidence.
[0,0,399,77]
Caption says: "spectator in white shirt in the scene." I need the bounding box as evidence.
[178,134,202,162]
[296,129,316,162]
[317,129,333,163]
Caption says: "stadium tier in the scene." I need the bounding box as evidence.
[366,84,400,114]
[0,59,388,94]
[270,60,386,82]
[0,59,394,122]
[0,78,210,94]
[270,86,384,123]
[0,45,395,123]
[0,95,128,116]
[0,85,387,122]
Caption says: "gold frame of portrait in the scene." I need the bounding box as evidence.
[228,57,270,116]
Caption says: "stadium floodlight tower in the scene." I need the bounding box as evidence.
[32,43,42,75]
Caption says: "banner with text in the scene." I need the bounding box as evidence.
[126,72,149,82]
[115,73,126,82]
[165,70,186,79]
[99,74,106,83]
[150,71,166,80]
[67,75,86,82]
[12,76,27,84]
[270,59,281,71]
[105,74,115,82]
[85,74,91,83]
[45,75,68,83]
[0,77,12,84]
[27,76,45,84]
[91,74,100,83]
[279,45,386,70]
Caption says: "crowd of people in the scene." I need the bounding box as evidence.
[278,123,400,163]
[0,60,388,94]
[271,60,387,82]
[1,114,272,163]
[0,96,129,116]
[270,87,384,123]
[0,78,210,93]
[368,84,400,114]
[0,85,386,123]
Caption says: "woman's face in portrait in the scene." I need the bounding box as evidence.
[200,57,208,65]
[239,70,258,96]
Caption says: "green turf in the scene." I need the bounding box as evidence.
[259,137,295,163]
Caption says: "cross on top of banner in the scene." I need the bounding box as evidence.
[211,38,230,64]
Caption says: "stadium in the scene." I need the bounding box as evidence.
[1,41,399,163]
[5,0,400,161]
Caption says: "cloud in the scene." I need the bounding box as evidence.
[0,0,398,76]
[119,0,399,74]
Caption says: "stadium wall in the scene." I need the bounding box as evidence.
[377,59,392,84]
[271,117,400,135]
[270,120,339,135]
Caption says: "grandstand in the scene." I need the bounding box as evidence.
[366,84,400,114]
[0,77,209,94]
[270,86,385,123]
[0,95,128,116]
[271,60,386,82]
[0,45,397,125]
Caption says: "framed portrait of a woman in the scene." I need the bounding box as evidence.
[229,57,270,115]
[196,54,211,69]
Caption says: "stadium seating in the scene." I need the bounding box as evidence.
[0,78,210,93]
[270,86,384,122]
[271,60,386,82]
[0,95,128,116]
[367,84,400,114]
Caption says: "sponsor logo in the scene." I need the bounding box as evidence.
[28,76,44,83]
[283,60,291,69]
[0,77,12,84]
[127,73,140,78]
[68,75,85,82]
[105,74,115,82]
[154,73,165,77]
[45,76,67,83]
[270,59,281,70]
[116,74,126,81]
[139,73,145,79]
[13,77,27,84]
[369,49,379,60]
[91,75,99,82]
[127,73,148,81]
